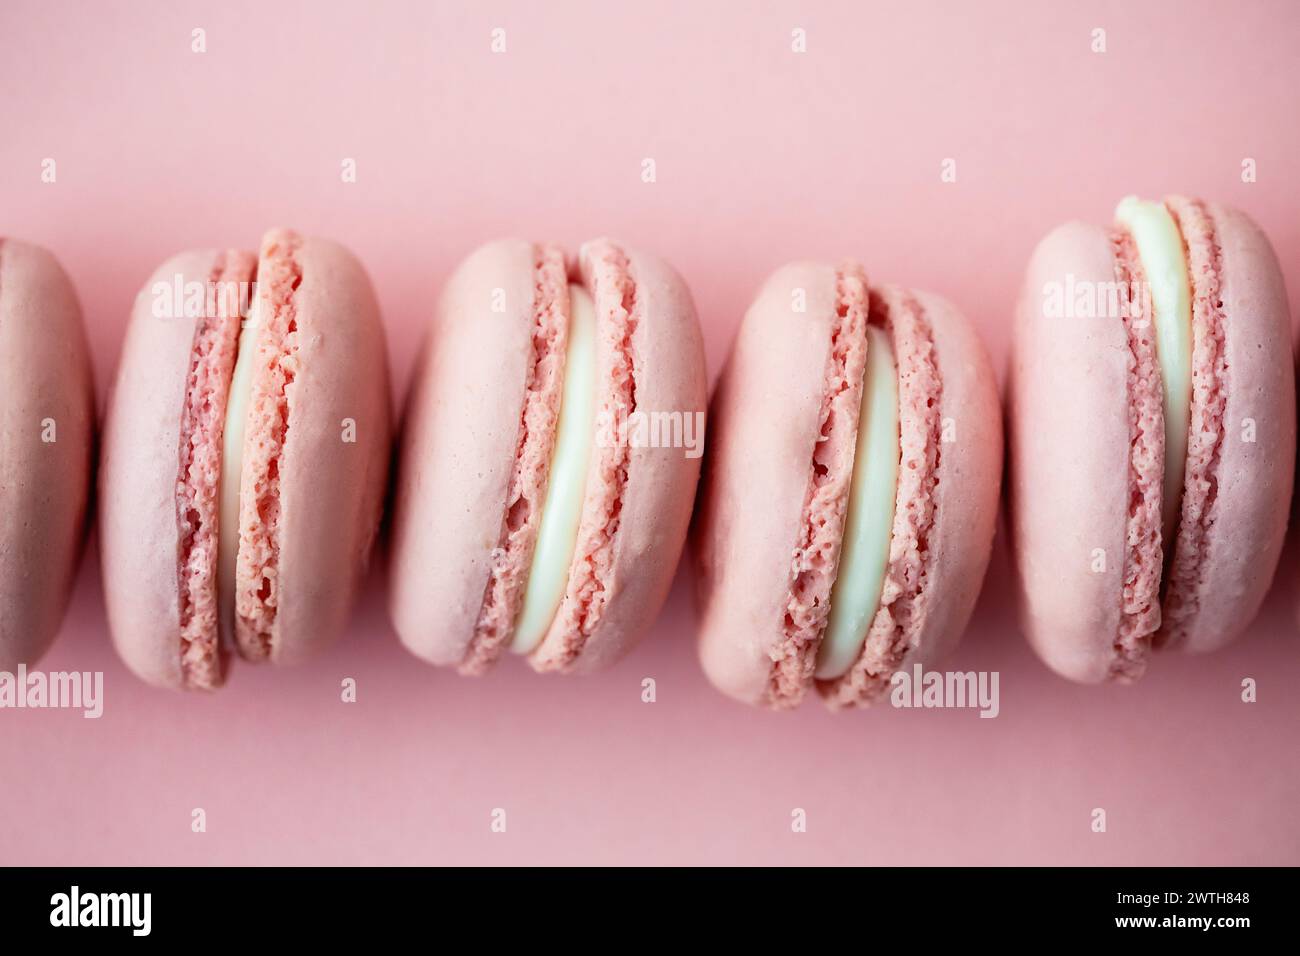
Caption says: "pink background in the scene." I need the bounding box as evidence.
[3,0,1299,865]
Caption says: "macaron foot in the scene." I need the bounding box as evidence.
[819,286,940,709]
[175,249,255,689]
[1107,227,1164,680]
[529,240,642,673]
[232,229,304,662]
[1156,197,1229,651]
[764,264,870,707]
[460,243,569,675]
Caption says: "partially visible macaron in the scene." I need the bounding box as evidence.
[100,228,391,689]
[693,261,1002,710]
[1009,196,1294,683]
[0,239,95,669]
[389,238,707,675]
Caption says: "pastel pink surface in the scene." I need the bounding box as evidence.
[0,239,94,669]
[3,0,1300,865]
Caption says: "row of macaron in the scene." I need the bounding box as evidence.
[0,193,1292,709]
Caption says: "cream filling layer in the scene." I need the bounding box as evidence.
[1114,196,1194,546]
[511,283,598,654]
[217,291,261,645]
[814,324,900,680]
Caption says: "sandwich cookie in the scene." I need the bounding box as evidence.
[100,229,391,689]
[693,262,1002,709]
[1009,196,1295,682]
[389,239,707,674]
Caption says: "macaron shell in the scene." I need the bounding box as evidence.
[530,242,707,672]
[1161,201,1294,653]
[694,262,841,705]
[820,287,1002,706]
[269,234,391,664]
[1009,222,1132,683]
[100,250,219,688]
[388,239,539,667]
[909,287,998,671]
[914,289,1003,666]
[0,240,94,669]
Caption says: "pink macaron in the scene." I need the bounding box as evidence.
[693,261,1002,710]
[1009,196,1295,683]
[0,239,95,669]
[99,228,391,690]
[389,238,707,675]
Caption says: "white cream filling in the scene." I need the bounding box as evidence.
[1114,196,1193,546]
[511,283,598,654]
[815,324,900,680]
[217,291,261,644]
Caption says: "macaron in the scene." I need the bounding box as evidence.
[0,239,95,669]
[389,238,707,674]
[1009,196,1295,683]
[99,228,391,689]
[693,262,1002,709]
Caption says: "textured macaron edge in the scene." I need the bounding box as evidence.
[174,249,256,689]
[894,289,1002,673]
[264,232,392,665]
[1105,225,1163,680]
[530,239,707,673]
[1158,199,1294,652]
[387,239,539,668]
[818,285,941,707]
[460,243,569,674]
[1010,216,1167,683]
[756,263,869,706]
[694,262,841,705]
[1156,196,1227,649]
[101,250,222,689]
[526,240,648,671]
[819,285,1003,708]
[231,229,303,661]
